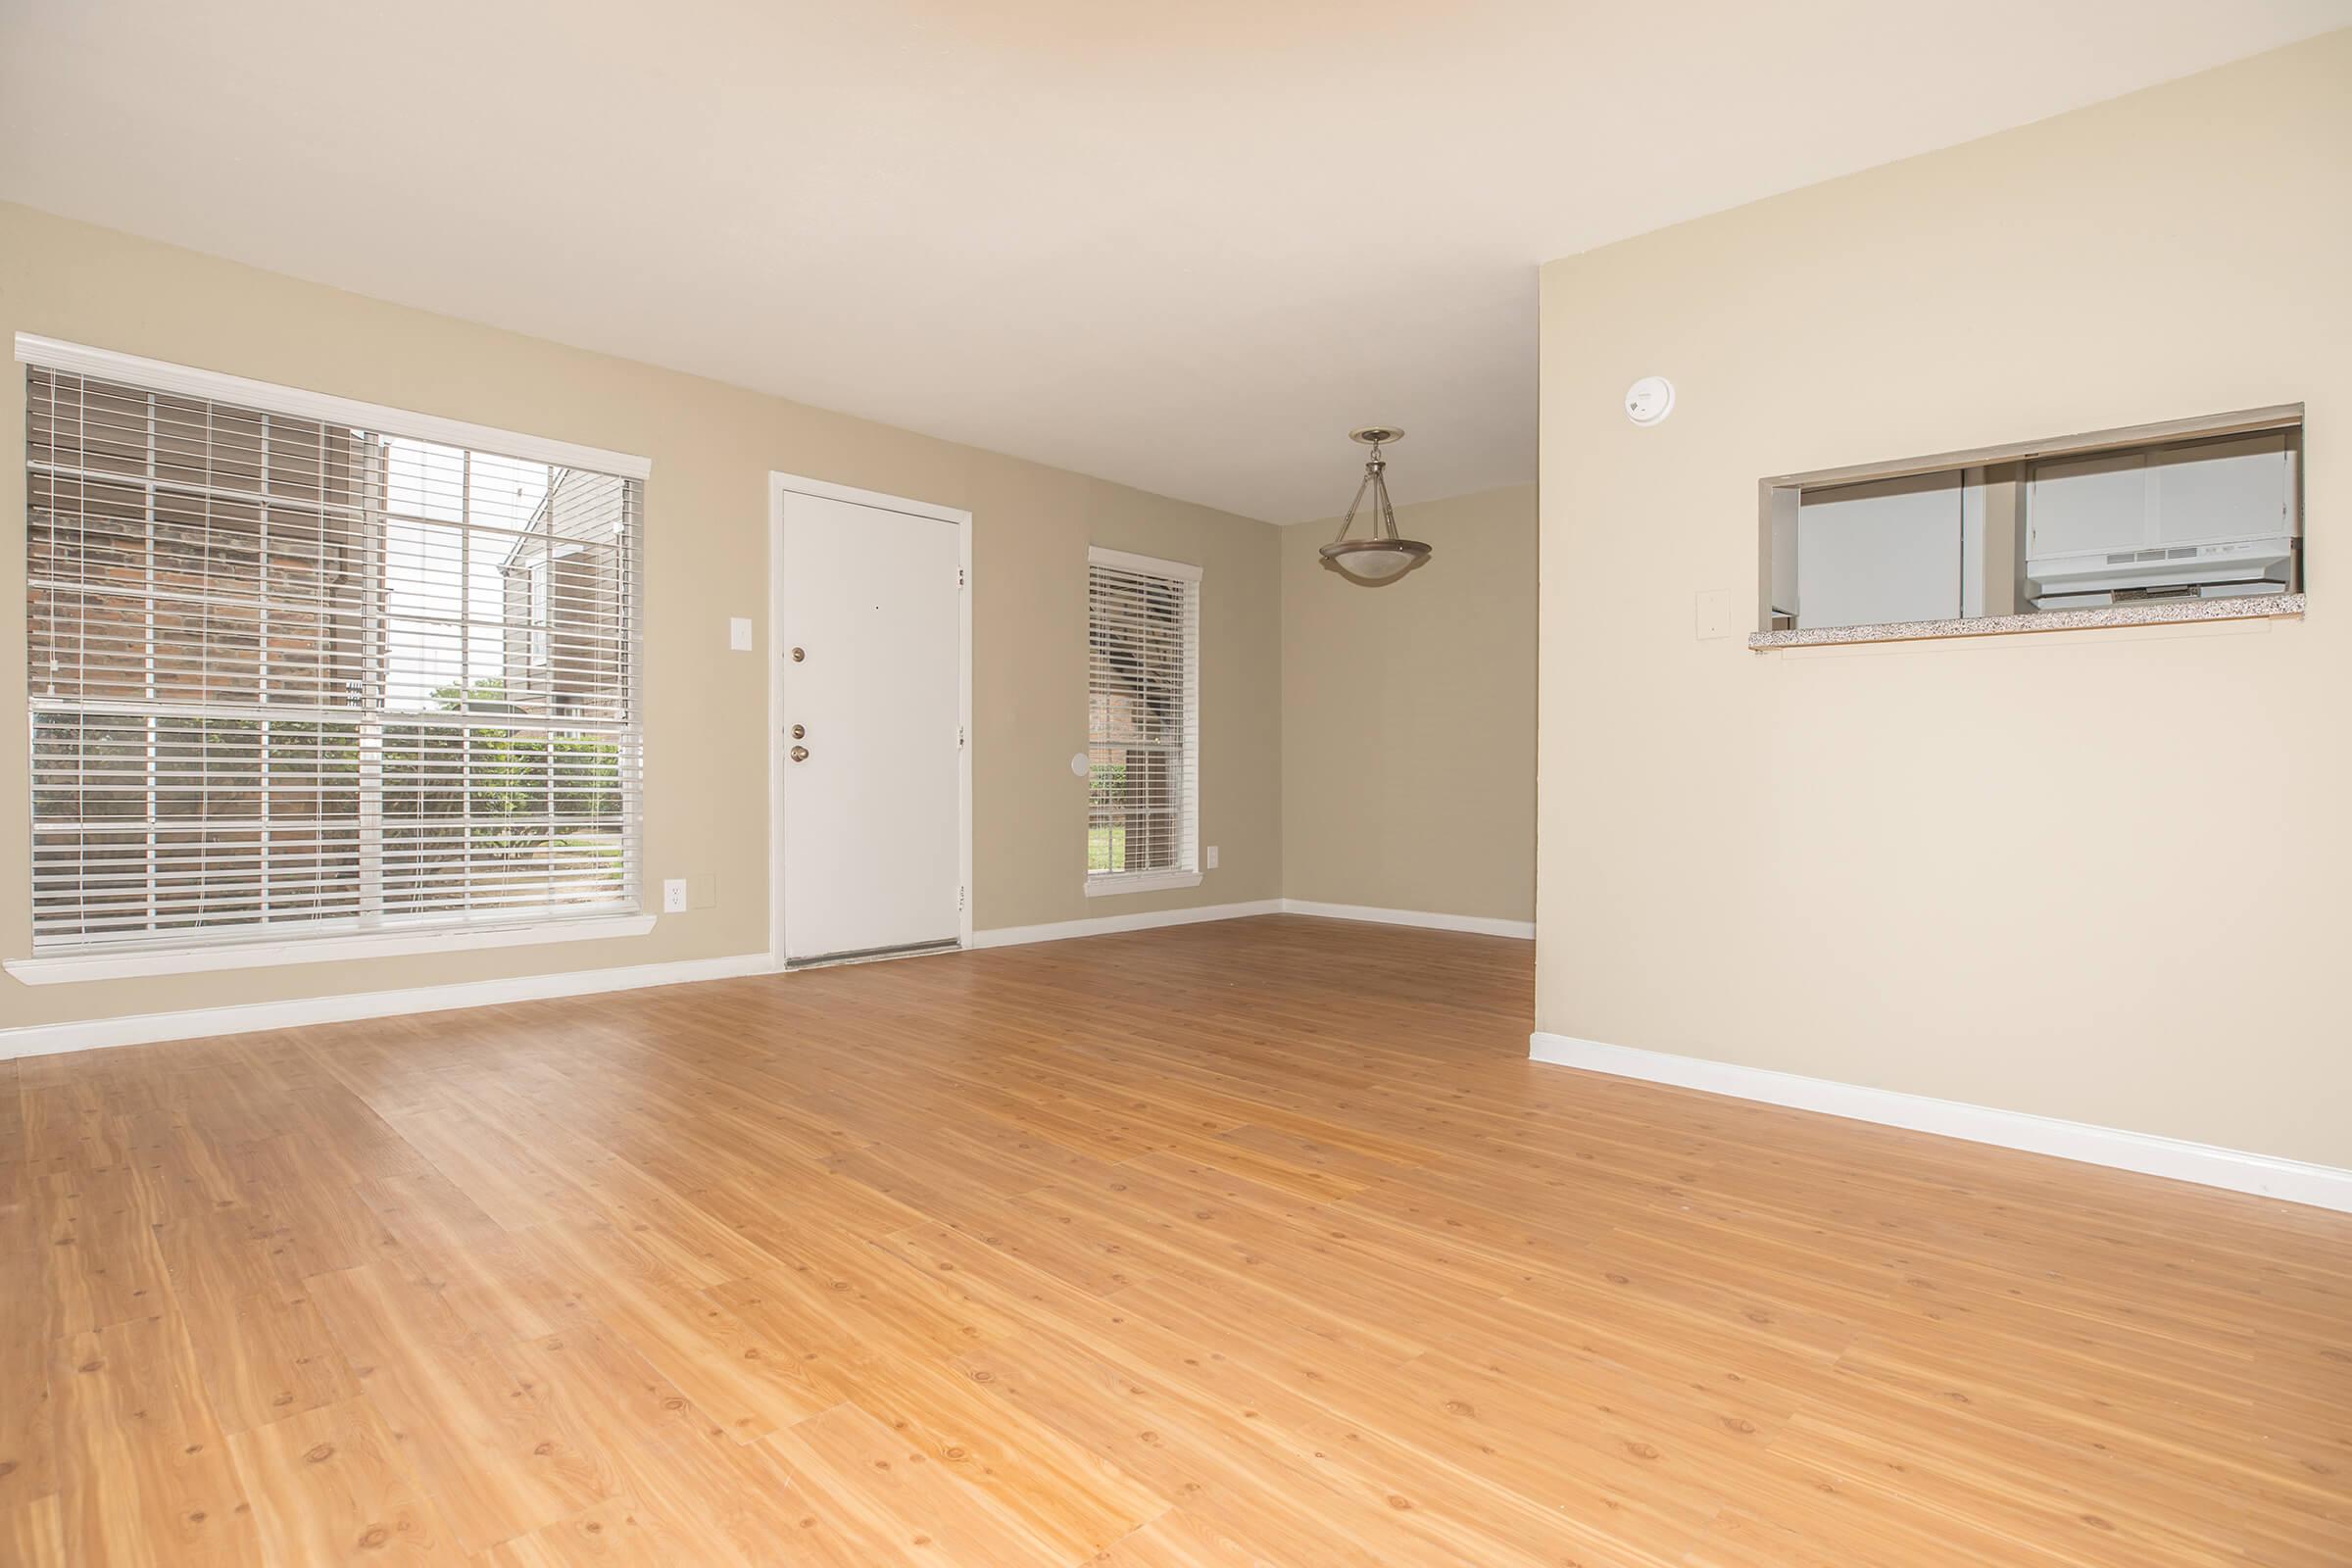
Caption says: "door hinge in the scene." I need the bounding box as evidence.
[958,885,966,911]
[958,724,965,748]
[957,567,966,587]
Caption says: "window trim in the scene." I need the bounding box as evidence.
[1083,867,1203,899]
[1088,546,1203,585]
[1084,545,1202,899]
[14,334,652,479]
[3,911,657,985]
[14,334,655,967]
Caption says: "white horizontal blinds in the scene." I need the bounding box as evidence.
[25,363,642,953]
[1087,553,1199,879]
[28,371,376,944]
[373,447,637,923]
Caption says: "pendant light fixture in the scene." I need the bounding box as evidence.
[1318,427,1431,580]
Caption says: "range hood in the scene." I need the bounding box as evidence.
[2027,535,2295,606]
[2024,430,2297,608]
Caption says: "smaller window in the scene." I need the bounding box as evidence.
[1086,547,1201,895]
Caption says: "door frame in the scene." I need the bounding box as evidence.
[767,471,974,970]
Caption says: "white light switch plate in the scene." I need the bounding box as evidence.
[1205,846,1219,869]
[662,878,688,913]
[728,616,753,652]
[1693,589,1733,640]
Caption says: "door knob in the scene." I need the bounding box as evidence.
[790,646,806,662]
[790,745,809,762]
[791,723,806,740]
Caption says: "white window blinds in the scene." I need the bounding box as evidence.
[1086,548,1200,884]
[24,349,645,955]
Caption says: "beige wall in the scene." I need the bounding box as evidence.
[0,201,1280,1031]
[1282,484,1537,922]
[1537,31,2351,1167]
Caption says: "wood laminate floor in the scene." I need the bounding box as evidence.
[2,915,2348,1565]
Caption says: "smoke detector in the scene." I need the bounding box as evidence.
[1624,376,1676,426]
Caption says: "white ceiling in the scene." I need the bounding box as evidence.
[3,3,2344,521]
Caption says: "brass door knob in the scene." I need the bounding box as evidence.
[791,724,806,739]
[791,646,806,662]
[790,745,809,762]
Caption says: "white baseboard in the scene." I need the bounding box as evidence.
[1529,1031,2352,1214]
[1279,900,1535,940]
[0,952,775,1061]
[973,897,1535,950]
[970,900,1283,949]
[1,898,1532,1061]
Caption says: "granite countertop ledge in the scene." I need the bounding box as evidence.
[1747,592,2306,650]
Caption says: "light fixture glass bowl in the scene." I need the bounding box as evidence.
[1319,537,1431,579]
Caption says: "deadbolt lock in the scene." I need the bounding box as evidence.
[791,723,806,740]
[790,745,809,762]
[790,646,806,662]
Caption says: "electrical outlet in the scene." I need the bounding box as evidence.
[1204,845,1220,870]
[1693,589,1733,640]
[662,878,688,913]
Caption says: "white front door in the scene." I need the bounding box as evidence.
[776,488,964,964]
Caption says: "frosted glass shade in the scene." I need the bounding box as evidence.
[1319,538,1431,579]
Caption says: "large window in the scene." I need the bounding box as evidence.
[21,340,646,962]
[1086,547,1200,895]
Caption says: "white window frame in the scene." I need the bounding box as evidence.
[1084,545,1202,898]
[8,334,656,983]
